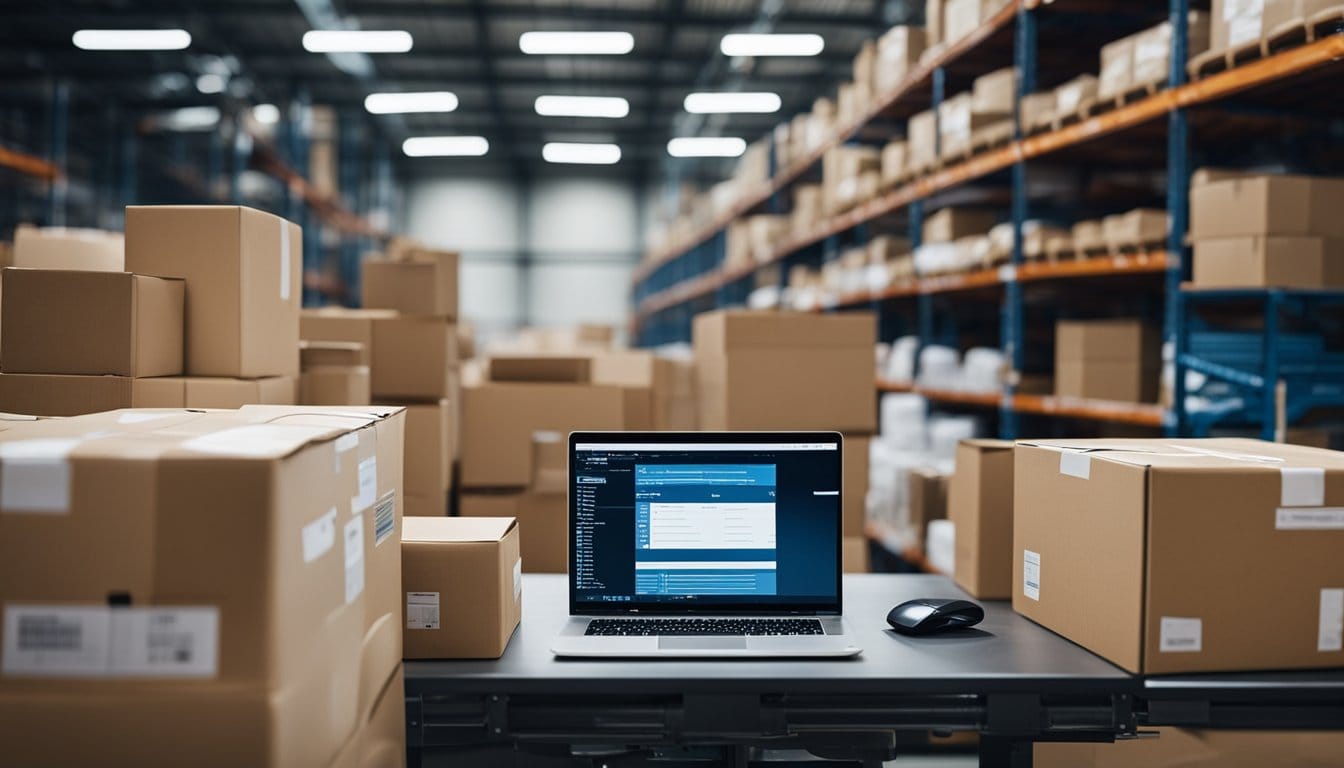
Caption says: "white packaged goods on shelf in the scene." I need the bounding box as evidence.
[879,392,929,449]
[884,336,920,383]
[961,347,1005,393]
[866,440,929,531]
[929,416,978,467]
[746,285,782,310]
[916,345,961,390]
[926,519,956,575]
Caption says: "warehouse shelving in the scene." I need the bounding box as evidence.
[0,145,60,182]
[876,378,1167,427]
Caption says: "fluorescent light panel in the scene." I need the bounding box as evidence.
[365,91,458,114]
[72,29,191,51]
[720,33,824,57]
[519,31,633,55]
[195,73,225,95]
[403,136,489,157]
[302,30,413,53]
[542,142,621,165]
[683,92,782,114]
[252,104,281,125]
[534,95,629,118]
[667,137,747,158]
[164,106,221,132]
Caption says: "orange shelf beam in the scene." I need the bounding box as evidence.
[0,146,61,181]
[875,378,1167,427]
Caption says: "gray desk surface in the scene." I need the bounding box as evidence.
[405,573,1134,696]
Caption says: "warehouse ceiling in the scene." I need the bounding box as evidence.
[0,0,916,182]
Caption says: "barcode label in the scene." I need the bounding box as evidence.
[19,615,82,650]
[406,592,440,630]
[4,605,218,678]
[373,492,396,546]
[112,608,219,677]
[1023,550,1041,601]
[1160,617,1203,653]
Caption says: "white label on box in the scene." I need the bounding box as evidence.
[1058,451,1092,480]
[0,438,80,514]
[352,457,377,514]
[3,605,110,676]
[279,222,291,301]
[3,605,218,678]
[343,516,365,605]
[373,491,396,546]
[1160,617,1203,653]
[514,558,523,601]
[406,592,440,630]
[109,607,219,677]
[1276,507,1344,530]
[1320,589,1344,653]
[1280,467,1326,508]
[1023,550,1041,601]
[302,508,338,563]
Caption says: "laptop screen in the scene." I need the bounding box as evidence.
[569,432,843,615]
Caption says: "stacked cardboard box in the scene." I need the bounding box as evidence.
[0,206,302,416]
[1208,0,1335,55]
[1055,319,1159,403]
[906,110,939,175]
[1098,13,1210,101]
[1014,438,1344,674]
[823,146,882,215]
[301,341,372,406]
[1190,172,1344,289]
[874,26,927,96]
[12,224,124,271]
[947,439,1014,599]
[0,405,406,767]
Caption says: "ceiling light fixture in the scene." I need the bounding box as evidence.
[402,136,489,157]
[365,91,458,114]
[720,33,825,57]
[252,104,281,125]
[519,31,634,55]
[302,30,413,54]
[162,106,222,132]
[195,73,226,95]
[534,95,630,118]
[542,142,621,165]
[667,137,748,158]
[683,92,782,114]
[72,29,192,51]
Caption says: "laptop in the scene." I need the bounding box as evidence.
[551,431,862,658]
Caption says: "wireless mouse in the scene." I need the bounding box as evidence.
[886,598,985,636]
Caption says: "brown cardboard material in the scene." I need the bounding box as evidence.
[1071,220,1106,252]
[125,205,301,378]
[301,367,372,406]
[907,110,938,172]
[842,537,870,573]
[880,141,907,186]
[937,92,1004,158]
[400,516,522,659]
[943,0,981,44]
[693,311,876,432]
[1098,36,1134,100]
[361,249,458,319]
[875,26,926,95]
[1055,320,1160,402]
[1,268,184,377]
[908,467,949,542]
[947,439,1014,599]
[1036,727,1344,768]
[1132,14,1210,86]
[1013,437,1344,674]
[1189,174,1344,240]
[1102,208,1168,247]
[302,340,364,369]
[359,665,407,768]
[1193,236,1344,289]
[460,382,625,488]
[399,399,452,501]
[489,355,592,383]
[300,310,457,401]
[844,435,871,536]
[12,224,124,272]
[460,491,568,573]
[0,373,296,416]
[301,309,395,366]
[1212,0,1266,52]
[926,0,943,46]
[923,208,997,244]
[1053,74,1099,116]
[1056,361,1158,404]
[1020,92,1055,129]
[972,67,1016,116]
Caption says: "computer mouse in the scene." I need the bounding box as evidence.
[886,598,985,636]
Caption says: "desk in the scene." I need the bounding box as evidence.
[404,574,1344,767]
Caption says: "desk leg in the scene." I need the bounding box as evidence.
[979,737,1032,768]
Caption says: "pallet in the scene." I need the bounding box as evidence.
[970,122,1015,153]
[1189,7,1344,79]
[1089,78,1164,115]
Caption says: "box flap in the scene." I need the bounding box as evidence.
[402,516,518,543]
[489,355,592,383]
[1018,438,1344,471]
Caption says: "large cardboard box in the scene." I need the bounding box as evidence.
[12,224,124,272]
[301,365,372,407]
[844,435,871,536]
[1,268,184,377]
[1132,14,1210,86]
[460,490,568,574]
[361,249,458,319]
[1193,236,1344,289]
[842,537,870,573]
[907,110,938,173]
[947,440,1014,599]
[358,665,407,768]
[460,382,625,488]
[1190,174,1344,240]
[1055,319,1159,403]
[693,311,876,432]
[125,206,301,378]
[0,373,295,416]
[401,399,452,502]
[875,26,926,95]
[908,467,949,543]
[1102,208,1168,248]
[1037,727,1344,768]
[401,516,522,659]
[490,355,591,383]
[1098,36,1135,101]
[1014,438,1344,674]
[923,207,997,244]
[301,310,456,401]
[972,67,1016,116]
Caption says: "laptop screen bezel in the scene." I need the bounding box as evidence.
[567,430,845,617]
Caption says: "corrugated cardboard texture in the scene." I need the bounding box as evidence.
[0,373,293,416]
[300,366,372,406]
[460,491,568,573]
[489,355,592,383]
[842,537,869,573]
[1,269,184,377]
[948,440,1015,599]
[1190,175,1344,240]
[371,317,457,401]
[12,225,124,272]
[125,206,301,379]
[401,516,521,659]
[399,400,452,500]
[1193,236,1344,289]
[362,250,458,319]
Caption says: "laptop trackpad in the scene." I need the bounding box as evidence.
[659,636,748,651]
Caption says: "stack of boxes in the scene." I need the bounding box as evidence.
[947,439,1015,599]
[0,206,301,415]
[1055,319,1160,403]
[1099,13,1210,101]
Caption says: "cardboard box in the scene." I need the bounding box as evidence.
[907,110,938,173]
[842,537,870,573]
[125,206,301,379]
[1265,0,1340,32]
[1213,0,1267,52]
[12,224,124,272]
[400,399,452,502]
[908,467,949,543]
[1,268,184,377]
[1132,13,1211,86]
[362,249,457,319]
[490,355,591,383]
[972,67,1016,116]
[0,373,295,416]
[1055,319,1160,403]
[1194,236,1344,289]
[1020,92,1055,130]
[300,310,457,401]
[1102,208,1168,248]
[943,0,982,45]
[403,494,447,518]
[1013,438,1344,674]
[1071,219,1106,252]
[1037,727,1344,768]
[1098,36,1135,100]
[947,439,1014,599]
[923,208,997,244]
[359,665,407,768]
[1190,174,1344,240]
[302,340,363,369]
[926,0,943,46]
[880,141,908,186]
[460,490,568,574]
[844,435,871,536]
[1053,75,1099,116]
[460,382,625,488]
[693,311,876,432]
[300,366,372,406]
[401,517,521,659]
[301,309,391,366]
[937,92,996,158]
[875,26,926,95]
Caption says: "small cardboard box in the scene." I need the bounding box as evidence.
[401,516,522,659]
[1189,174,1344,240]
[880,141,908,186]
[489,355,591,383]
[1098,36,1135,100]
[125,205,301,379]
[1132,14,1210,86]
[361,249,458,319]
[1013,438,1344,674]
[1055,319,1160,403]
[1053,75,1099,116]
[875,26,926,95]
[907,110,939,173]
[1,268,184,377]
[947,439,1015,599]
[401,399,452,502]
[0,373,295,416]
[301,310,457,401]
[972,67,1016,116]
[908,467,949,543]
[943,0,982,44]
[844,435,871,536]
[1193,236,1344,289]
[1019,92,1055,130]
[460,490,567,574]
[12,224,124,272]
[1102,208,1168,248]
[357,665,407,768]
[300,366,371,406]
[842,537,870,573]
[923,208,997,244]
[1071,219,1106,252]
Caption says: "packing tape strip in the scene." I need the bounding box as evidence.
[1281,466,1326,508]
[280,222,291,301]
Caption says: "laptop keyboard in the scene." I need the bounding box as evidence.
[585,618,825,637]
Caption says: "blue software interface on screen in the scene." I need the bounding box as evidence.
[572,440,840,608]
